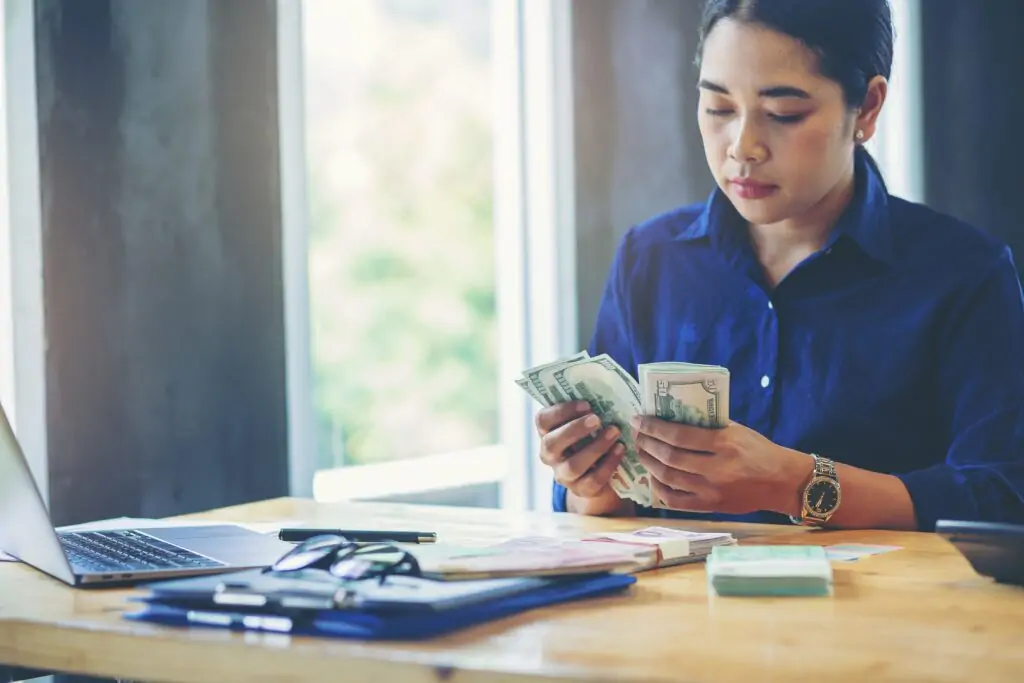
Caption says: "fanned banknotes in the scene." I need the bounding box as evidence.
[518,353,729,508]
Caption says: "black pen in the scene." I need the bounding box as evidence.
[278,527,438,544]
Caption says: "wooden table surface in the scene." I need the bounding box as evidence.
[1,497,1022,683]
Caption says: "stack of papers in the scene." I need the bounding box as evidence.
[413,538,649,580]
[706,545,833,597]
[409,526,736,580]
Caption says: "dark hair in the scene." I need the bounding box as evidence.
[696,0,894,111]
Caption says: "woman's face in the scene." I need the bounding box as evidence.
[697,18,860,228]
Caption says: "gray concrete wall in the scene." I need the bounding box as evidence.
[920,0,1024,265]
[35,0,288,526]
[572,0,714,347]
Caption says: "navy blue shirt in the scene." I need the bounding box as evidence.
[553,149,1024,531]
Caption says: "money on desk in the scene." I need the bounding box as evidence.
[705,545,834,597]
[517,352,729,508]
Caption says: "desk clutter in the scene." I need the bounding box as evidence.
[119,524,856,640]
[124,568,637,640]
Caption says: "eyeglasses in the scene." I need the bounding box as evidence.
[269,534,421,584]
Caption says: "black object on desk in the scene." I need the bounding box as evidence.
[936,519,1024,586]
[278,528,437,544]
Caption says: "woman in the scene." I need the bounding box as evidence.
[537,0,1024,531]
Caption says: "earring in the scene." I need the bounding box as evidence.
[856,129,865,141]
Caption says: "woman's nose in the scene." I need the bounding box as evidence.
[727,119,767,164]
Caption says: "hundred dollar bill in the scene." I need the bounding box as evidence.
[637,362,729,428]
[517,355,732,509]
[517,352,652,506]
[636,362,729,509]
[522,351,591,406]
[550,355,652,506]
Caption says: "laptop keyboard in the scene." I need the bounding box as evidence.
[58,529,226,574]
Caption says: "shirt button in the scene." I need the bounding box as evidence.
[767,301,773,310]
[761,375,771,388]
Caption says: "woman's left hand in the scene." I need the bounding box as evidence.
[630,416,811,515]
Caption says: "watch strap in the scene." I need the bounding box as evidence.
[790,454,838,527]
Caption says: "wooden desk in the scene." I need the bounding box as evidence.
[1,497,1022,683]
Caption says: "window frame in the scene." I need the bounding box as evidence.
[1,0,49,505]
[865,0,924,203]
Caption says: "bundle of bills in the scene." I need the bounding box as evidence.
[409,536,653,580]
[705,545,833,597]
[415,525,737,579]
[516,351,729,508]
[581,525,737,569]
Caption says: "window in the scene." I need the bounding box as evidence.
[0,4,14,420]
[0,0,47,501]
[865,0,923,203]
[281,0,575,509]
[300,0,501,506]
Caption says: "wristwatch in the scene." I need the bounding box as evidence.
[790,454,841,527]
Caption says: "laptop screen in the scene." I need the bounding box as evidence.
[0,400,75,584]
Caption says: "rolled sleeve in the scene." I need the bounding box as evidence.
[897,246,1024,530]
[552,480,569,512]
[895,414,1024,531]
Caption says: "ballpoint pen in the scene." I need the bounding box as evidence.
[277,528,438,544]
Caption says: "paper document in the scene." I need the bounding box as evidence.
[824,543,902,562]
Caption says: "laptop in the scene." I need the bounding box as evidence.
[0,401,294,587]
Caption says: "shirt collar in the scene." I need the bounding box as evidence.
[674,147,894,266]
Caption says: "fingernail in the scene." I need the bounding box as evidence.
[576,401,591,412]
[584,414,600,428]
[604,426,620,440]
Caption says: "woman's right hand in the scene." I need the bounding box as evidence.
[536,400,633,516]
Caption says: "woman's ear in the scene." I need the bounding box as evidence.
[854,75,888,143]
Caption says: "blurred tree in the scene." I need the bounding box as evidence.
[304,0,496,469]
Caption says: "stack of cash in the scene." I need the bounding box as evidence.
[516,351,729,508]
[705,545,834,597]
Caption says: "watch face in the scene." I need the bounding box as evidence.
[805,479,839,514]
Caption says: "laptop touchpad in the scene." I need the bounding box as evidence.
[139,525,291,566]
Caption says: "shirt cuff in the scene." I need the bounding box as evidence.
[893,464,978,532]
[552,480,569,512]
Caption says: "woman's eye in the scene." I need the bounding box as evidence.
[704,108,733,117]
[769,113,807,124]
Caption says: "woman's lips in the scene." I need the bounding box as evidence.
[729,178,778,199]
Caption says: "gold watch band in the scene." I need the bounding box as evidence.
[790,454,840,527]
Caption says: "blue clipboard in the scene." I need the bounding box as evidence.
[123,571,636,639]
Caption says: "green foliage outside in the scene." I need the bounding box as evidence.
[303,0,497,468]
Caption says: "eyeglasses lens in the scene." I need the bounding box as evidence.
[329,543,421,581]
[271,534,348,572]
